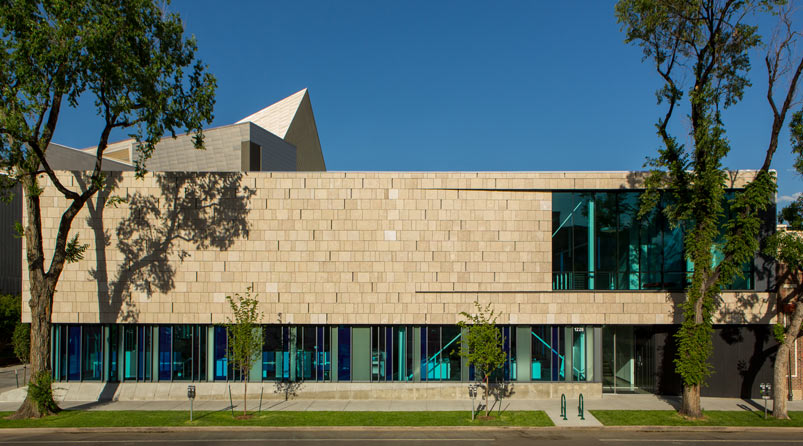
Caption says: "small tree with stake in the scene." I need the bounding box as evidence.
[225,286,263,417]
[457,301,507,418]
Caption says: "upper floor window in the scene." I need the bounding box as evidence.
[551,191,753,291]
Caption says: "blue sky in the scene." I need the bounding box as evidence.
[54,1,803,205]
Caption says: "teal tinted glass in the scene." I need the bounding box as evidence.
[552,190,755,290]
[172,325,193,380]
[81,325,103,381]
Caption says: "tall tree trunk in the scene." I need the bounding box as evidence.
[774,301,803,419]
[773,342,791,419]
[680,384,702,419]
[678,281,708,420]
[10,184,60,419]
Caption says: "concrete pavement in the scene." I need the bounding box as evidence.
[0,364,28,394]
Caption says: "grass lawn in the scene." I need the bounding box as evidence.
[0,410,553,428]
[592,410,803,427]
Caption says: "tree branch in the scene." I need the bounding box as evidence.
[25,139,80,201]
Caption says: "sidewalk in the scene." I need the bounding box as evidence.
[3,394,801,427]
[0,364,28,394]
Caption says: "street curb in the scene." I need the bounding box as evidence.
[5,425,803,434]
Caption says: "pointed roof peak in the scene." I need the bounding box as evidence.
[236,89,309,138]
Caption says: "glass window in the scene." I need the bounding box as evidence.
[67,326,80,381]
[617,192,640,290]
[123,326,137,380]
[172,325,193,380]
[158,326,171,380]
[337,326,351,381]
[55,325,67,381]
[552,192,575,290]
[421,326,462,381]
[297,326,316,381]
[442,325,462,381]
[263,325,283,380]
[595,192,618,290]
[81,325,103,381]
[108,325,119,382]
[317,326,330,381]
[138,326,152,381]
[194,326,207,381]
[552,326,566,381]
[371,326,386,381]
[572,327,587,381]
[491,326,515,381]
[530,326,553,381]
[553,190,755,291]
[213,326,227,380]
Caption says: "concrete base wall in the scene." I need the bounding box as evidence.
[1,382,602,402]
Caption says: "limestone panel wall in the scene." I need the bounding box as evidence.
[21,171,772,325]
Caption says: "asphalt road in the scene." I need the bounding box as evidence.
[3,429,803,446]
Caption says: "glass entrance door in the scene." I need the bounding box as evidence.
[602,326,655,393]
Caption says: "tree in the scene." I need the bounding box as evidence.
[13,322,30,364]
[0,0,215,418]
[764,200,803,418]
[780,194,803,230]
[0,294,22,363]
[616,1,803,418]
[457,301,507,418]
[225,286,263,417]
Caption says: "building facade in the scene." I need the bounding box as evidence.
[21,170,778,400]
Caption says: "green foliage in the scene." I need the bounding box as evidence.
[774,322,787,344]
[764,230,803,272]
[0,410,555,428]
[27,371,58,415]
[0,294,21,338]
[616,0,789,400]
[791,111,803,176]
[457,301,507,383]
[225,286,263,382]
[13,323,30,363]
[593,410,803,427]
[104,194,128,209]
[779,196,803,230]
[1,295,24,364]
[64,234,89,263]
[12,222,24,239]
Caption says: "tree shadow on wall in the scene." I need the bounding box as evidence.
[80,172,255,323]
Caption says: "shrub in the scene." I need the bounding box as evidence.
[13,322,29,363]
[27,371,58,415]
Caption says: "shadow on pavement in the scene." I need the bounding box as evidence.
[656,395,681,410]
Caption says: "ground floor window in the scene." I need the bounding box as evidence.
[51,323,602,384]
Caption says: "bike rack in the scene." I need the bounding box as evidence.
[560,393,567,420]
[578,393,585,420]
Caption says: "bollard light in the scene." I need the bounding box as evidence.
[188,385,196,421]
